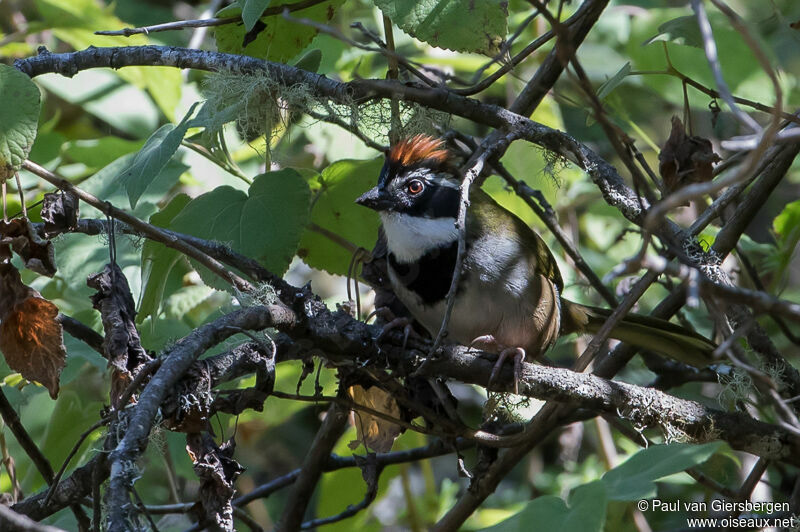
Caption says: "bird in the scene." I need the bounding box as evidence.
[355,134,715,392]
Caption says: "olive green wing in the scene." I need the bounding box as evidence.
[470,189,563,291]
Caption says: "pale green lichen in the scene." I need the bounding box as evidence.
[201,69,450,155]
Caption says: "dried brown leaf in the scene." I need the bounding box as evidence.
[347,385,403,453]
[186,433,244,532]
[41,191,79,235]
[0,264,65,399]
[658,116,721,202]
[88,263,152,407]
[0,219,57,277]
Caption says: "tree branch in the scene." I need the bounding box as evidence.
[0,504,66,532]
[105,305,295,530]
[275,403,349,532]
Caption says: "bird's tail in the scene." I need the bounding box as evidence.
[561,300,715,368]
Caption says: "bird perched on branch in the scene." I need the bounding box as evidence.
[356,135,715,392]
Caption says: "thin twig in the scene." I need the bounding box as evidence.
[691,0,761,133]
[284,13,437,87]
[105,305,296,530]
[22,160,255,293]
[187,0,225,51]
[0,389,55,484]
[44,417,110,506]
[0,390,91,529]
[430,132,520,354]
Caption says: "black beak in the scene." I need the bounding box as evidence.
[355,187,392,211]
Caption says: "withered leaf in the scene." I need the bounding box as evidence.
[186,434,244,532]
[88,263,152,407]
[41,191,79,236]
[0,219,57,277]
[347,384,403,453]
[658,116,721,201]
[88,264,150,372]
[0,264,66,399]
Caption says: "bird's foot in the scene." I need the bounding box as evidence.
[364,305,395,324]
[469,334,525,394]
[376,316,416,351]
[490,347,525,395]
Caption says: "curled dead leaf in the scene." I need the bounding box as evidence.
[347,384,403,453]
[41,191,79,236]
[88,263,151,406]
[658,116,721,203]
[186,434,244,532]
[0,264,66,399]
[0,219,57,277]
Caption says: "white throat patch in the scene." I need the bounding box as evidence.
[381,212,458,262]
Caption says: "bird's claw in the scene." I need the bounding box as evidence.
[469,334,500,352]
[377,316,416,351]
[478,340,525,395]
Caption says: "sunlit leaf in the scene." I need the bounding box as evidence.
[0,64,41,179]
[479,481,607,532]
[602,442,723,501]
[215,0,344,62]
[297,158,382,276]
[170,169,311,277]
[644,15,703,48]
[0,265,65,399]
[373,0,508,55]
[241,0,273,32]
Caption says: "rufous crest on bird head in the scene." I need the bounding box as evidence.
[356,135,463,262]
[357,134,460,215]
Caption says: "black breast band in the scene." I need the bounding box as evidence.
[388,241,461,305]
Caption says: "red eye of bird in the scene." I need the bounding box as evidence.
[407,180,424,195]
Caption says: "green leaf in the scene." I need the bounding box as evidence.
[770,199,800,290]
[0,64,41,179]
[373,0,508,55]
[119,103,199,209]
[628,9,759,98]
[241,0,272,32]
[35,71,159,139]
[144,67,182,122]
[40,390,104,477]
[138,194,192,323]
[602,442,723,501]
[479,481,607,532]
[597,62,631,101]
[164,285,222,325]
[298,158,383,276]
[28,131,66,167]
[170,169,310,277]
[214,0,344,62]
[773,199,800,241]
[35,0,181,120]
[293,48,323,73]
[63,137,145,171]
[644,16,703,48]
